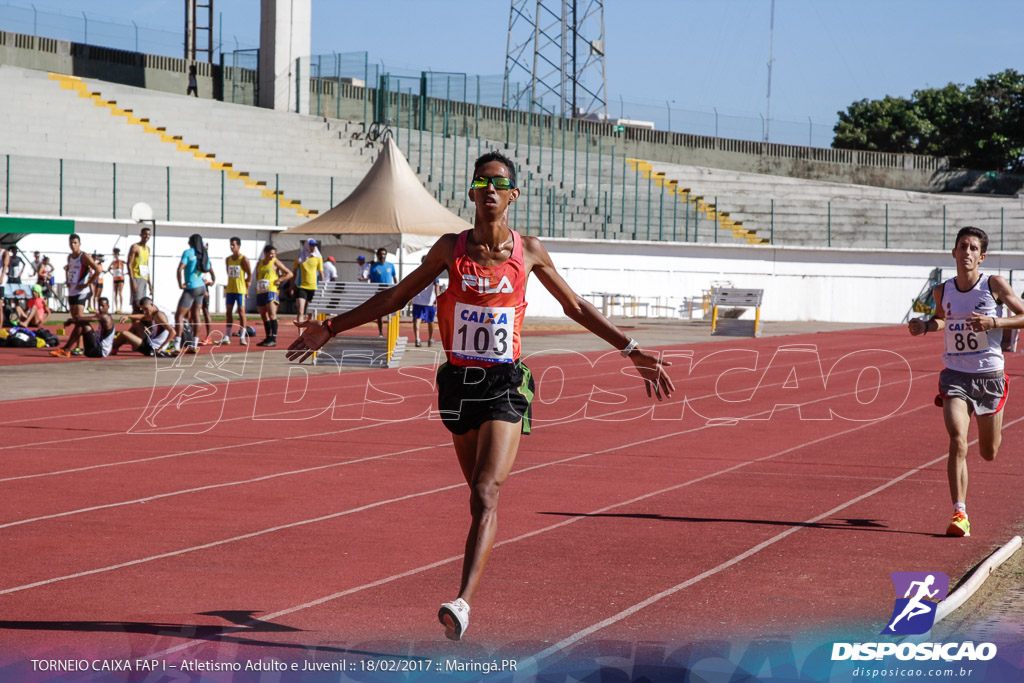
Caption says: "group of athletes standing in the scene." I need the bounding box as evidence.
[49,228,297,358]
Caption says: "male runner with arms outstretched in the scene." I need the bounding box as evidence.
[287,152,674,640]
[909,226,1024,536]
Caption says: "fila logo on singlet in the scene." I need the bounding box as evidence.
[461,274,513,294]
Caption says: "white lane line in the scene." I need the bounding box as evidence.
[0,335,911,449]
[518,412,1024,670]
[1,372,928,597]
[145,399,939,659]
[0,346,929,484]
[0,348,928,532]
[0,443,444,531]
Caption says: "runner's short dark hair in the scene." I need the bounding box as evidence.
[473,152,517,188]
[230,236,241,246]
[138,297,153,307]
[955,226,989,254]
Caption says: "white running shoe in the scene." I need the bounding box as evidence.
[438,598,470,641]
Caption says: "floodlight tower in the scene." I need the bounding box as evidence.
[504,0,607,120]
[184,0,214,62]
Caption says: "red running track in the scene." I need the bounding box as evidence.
[0,325,1022,670]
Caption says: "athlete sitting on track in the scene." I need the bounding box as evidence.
[51,296,115,358]
[287,151,674,641]
[909,226,1024,537]
[111,297,177,357]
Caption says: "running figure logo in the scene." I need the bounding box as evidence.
[881,572,950,635]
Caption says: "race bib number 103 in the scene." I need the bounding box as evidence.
[453,302,514,363]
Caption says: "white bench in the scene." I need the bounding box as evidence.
[304,281,407,368]
[710,288,764,337]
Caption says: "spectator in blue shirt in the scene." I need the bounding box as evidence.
[370,247,397,336]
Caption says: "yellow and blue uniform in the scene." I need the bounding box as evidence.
[256,259,280,307]
[225,254,247,309]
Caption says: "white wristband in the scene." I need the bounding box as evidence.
[621,338,639,357]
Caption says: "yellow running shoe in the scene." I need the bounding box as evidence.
[945,511,970,537]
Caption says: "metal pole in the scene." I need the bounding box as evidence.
[540,178,545,236]
[714,195,718,243]
[685,195,690,242]
[659,183,664,240]
[604,191,609,239]
[621,156,626,233]
[610,142,615,227]
[560,115,566,188]
[526,171,531,236]
[336,53,341,119]
[647,172,652,240]
[584,132,590,203]
[672,187,677,241]
[527,102,532,164]
[539,99,544,175]
[275,173,279,226]
[430,101,435,181]
[597,136,602,204]
[442,78,448,198]
[330,176,334,207]
[451,119,457,201]
[112,162,116,218]
[573,118,578,196]
[634,163,639,239]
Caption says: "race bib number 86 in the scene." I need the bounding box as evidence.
[944,320,981,355]
[453,302,514,363]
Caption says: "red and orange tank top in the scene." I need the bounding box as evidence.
[437,229,528,367]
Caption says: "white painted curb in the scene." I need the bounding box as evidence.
[935,535,1023,625]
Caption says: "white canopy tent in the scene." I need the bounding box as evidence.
[278,136,472,277]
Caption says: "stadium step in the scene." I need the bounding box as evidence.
[627,157,770,245]
[47,72,319,219]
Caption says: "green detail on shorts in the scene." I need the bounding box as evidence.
[517,363,535,435]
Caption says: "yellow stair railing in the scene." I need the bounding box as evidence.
[48,72,319,219]
[626,157,769,245]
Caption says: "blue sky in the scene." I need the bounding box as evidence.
[4,0,1023,145]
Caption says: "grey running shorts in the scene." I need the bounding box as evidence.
[177,285,206,310]
[936,368,1008,416]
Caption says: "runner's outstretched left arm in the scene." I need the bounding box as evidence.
[524,236,674,399]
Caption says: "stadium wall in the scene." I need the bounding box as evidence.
[20,214,1021,325]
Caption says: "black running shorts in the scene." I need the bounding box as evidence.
[436,361,535,435]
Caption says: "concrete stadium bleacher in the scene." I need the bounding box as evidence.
[2,62,1021,251]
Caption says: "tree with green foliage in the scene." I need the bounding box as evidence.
[833,69,1024,173]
